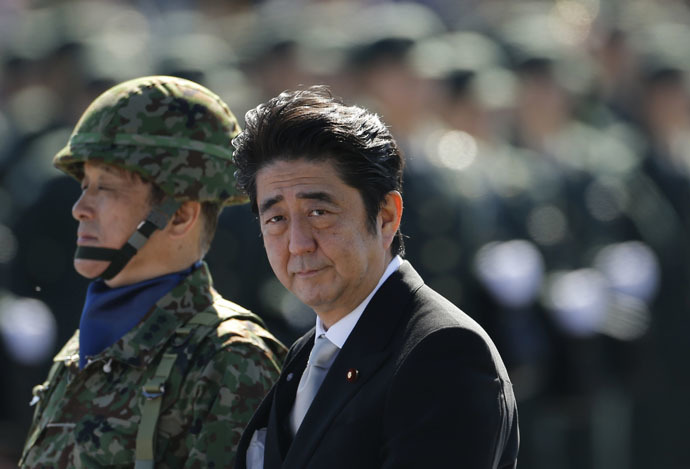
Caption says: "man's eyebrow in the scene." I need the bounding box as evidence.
[259,191,337,215]
[259,195,283,214]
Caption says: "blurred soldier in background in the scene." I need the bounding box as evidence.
[627,22,690,467]
[19,75,286,468]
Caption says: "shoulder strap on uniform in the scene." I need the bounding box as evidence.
[134,312,225,469]
[19,359,68,466]
[135,353,176,469]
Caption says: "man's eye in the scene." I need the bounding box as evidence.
[310,209,326,216]
[266,215,284,224]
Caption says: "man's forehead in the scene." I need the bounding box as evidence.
[83,161,145,183]
[256,159,349,210]
[258,159,345,189]
[258,158,346,185]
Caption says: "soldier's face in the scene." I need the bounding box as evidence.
[256,158,400,327]
[72,162,153,283]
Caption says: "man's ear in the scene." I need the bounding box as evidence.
[379,191,403,249]
[168,200,201,238]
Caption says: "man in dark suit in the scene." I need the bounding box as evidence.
[231,85,519,468]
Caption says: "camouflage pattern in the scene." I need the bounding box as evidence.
[54,75,248,205]
[20,262,287,468]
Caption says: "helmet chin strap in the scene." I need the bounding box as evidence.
[74,197,181,281]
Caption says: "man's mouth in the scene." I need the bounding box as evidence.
[76,233,98,245]
[292,267,325,278]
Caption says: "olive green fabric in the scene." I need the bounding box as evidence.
[54,75,247,205]
[20,263,286,468]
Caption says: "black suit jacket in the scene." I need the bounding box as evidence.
[235,261,519,468]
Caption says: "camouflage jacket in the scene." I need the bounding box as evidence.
[20,263,287,468]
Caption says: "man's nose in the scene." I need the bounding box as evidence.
[288,217,316,255]
[72,190,94,221]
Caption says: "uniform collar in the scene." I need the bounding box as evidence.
[75,261,216,369]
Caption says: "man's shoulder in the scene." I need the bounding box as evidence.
[396,261,482,328]
[156,271,285,356]
[397,278,511,380]
[168,295,285,420]
[192,292,288,364]
[53,329,80,362]
[212,295,260,322]
[404,280,495,348]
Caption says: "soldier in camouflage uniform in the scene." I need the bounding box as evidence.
[19,76,287,468]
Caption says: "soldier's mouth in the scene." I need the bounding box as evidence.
[76,234,98,245]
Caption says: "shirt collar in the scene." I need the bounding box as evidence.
[315,255,403,349]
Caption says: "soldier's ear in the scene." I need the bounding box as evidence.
[168,201,201,238]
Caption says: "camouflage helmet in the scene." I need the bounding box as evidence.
[54,75,247,205]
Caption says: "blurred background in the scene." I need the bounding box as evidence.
[1,0,690,467]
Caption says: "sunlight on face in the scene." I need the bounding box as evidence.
[71,162,152,280]
[256,159,390,325]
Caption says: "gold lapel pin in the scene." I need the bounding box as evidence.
[346,368,359,383]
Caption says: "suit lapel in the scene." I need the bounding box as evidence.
[236,332,314,469]
[263,331,314,468]
[282,261,423,468]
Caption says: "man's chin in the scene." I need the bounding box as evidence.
[293,289,330,312]
[74,259,110,279]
